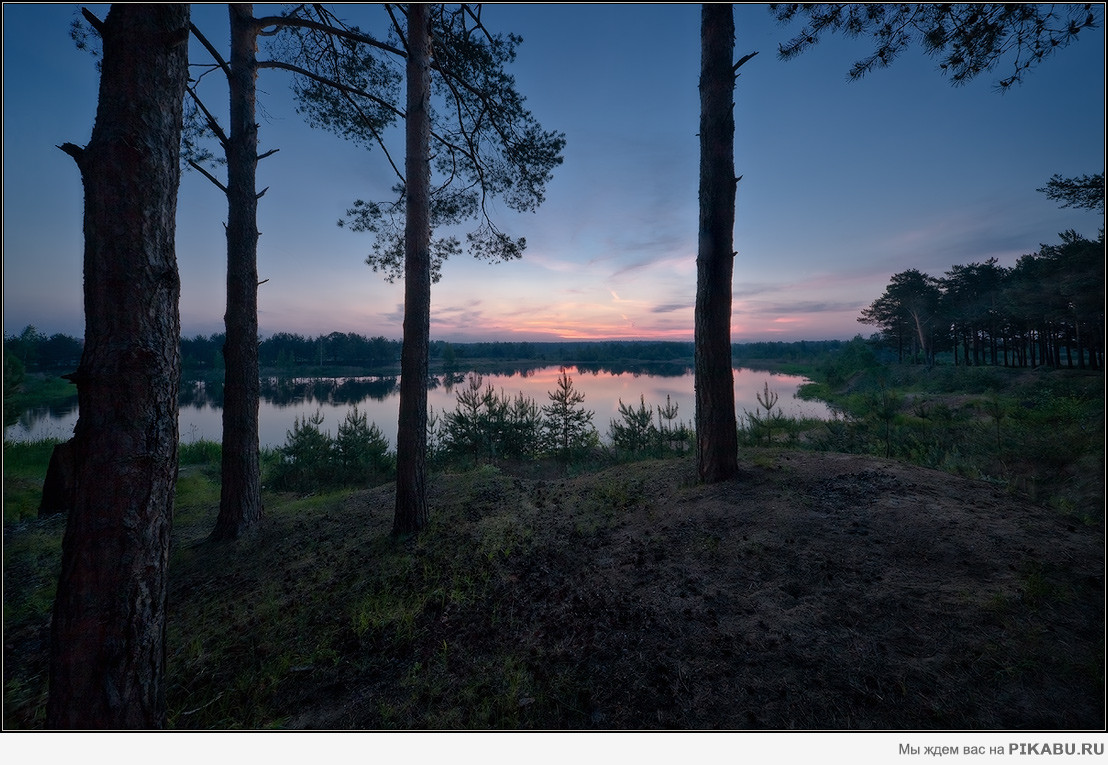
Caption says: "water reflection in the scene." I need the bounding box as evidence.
[8,396,79,437]
[6,366,831,449]
[176,375,404,410]
[575,361,693,378]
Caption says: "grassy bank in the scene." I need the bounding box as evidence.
[784,361,1104,522]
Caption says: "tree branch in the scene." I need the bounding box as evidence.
[189,22,231,80]
[187,159,228,194]
[338,90,406,184]
[80,7,105,36]
[386,4,409,54]
[258,60,406,120]
[733,50,759,73]
[58,142,85,162]
[459,4,496,45]
[185,86,229,147]
[253,13,407,58]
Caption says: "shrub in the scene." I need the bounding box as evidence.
[608,395,657,455]
[541,368,598,465]
[501,391,543,461]
[271,410,334,493]
[821,335,879,388]
[655,395,694,454]
[334,406,394,486]
[741,382,790,446]
[441,375,545,465]
[270,408,396,493]
[445,374,498,465]
[4,351,26,406]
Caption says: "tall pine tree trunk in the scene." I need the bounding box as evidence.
[695,4,740,483]
[48,4,189,728]
[213,3,263,541]
[394,3,432,534]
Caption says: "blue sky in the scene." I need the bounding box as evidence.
[3,3,1104,343]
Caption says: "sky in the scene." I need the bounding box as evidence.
[3,3,1105,344]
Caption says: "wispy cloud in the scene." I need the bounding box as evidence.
[610,252,694,281]
[380,303,406,324]
[526,252,592,273]
[651,302,692,314]
[737,300,865,316]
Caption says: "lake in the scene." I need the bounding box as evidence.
[5,366,833,449]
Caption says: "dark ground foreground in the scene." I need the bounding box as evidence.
[5,451,1104,729]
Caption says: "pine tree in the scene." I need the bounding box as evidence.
[541,368,596,467]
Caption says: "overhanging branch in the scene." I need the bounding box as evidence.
[258,60,406,120]
[254,13,406,58]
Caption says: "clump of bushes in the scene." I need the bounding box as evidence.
[607,394,693,458]
[433,369,601,469]
[268,406,394,493]
[432,370,697,469]
[269,369,610,484]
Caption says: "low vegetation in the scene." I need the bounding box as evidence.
[786,339,1104,521]
[4,346,1103,728]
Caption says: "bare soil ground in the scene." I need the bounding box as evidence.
[243,453,1105,728]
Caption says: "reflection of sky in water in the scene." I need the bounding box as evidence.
[5,367,832,450]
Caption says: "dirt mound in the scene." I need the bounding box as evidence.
[13,451,1095,728]
[259,452,1102,729]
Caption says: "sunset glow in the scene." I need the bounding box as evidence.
[3,5,1103,343]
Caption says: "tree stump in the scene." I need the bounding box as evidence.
[38,438,77,517]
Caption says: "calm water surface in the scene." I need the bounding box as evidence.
[5,366,832,449]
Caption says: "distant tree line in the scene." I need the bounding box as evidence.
[438,339,696,366]
[178,332,403,370]
[731,340,846,362]
[860,230,1104,370]
[6,327,854,379]
[3,326,83,372]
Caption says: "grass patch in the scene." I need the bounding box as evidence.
[790,365,1104,516]
[2,439,62,523]
[161,460,621,729]
[3,514,65,625]
[2,507,66,729]
[179,438,222,468]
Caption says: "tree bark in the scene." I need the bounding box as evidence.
[47,4,189,729]
[394,3,432,534]
[212,3,264,541]
[695,4,740,483]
